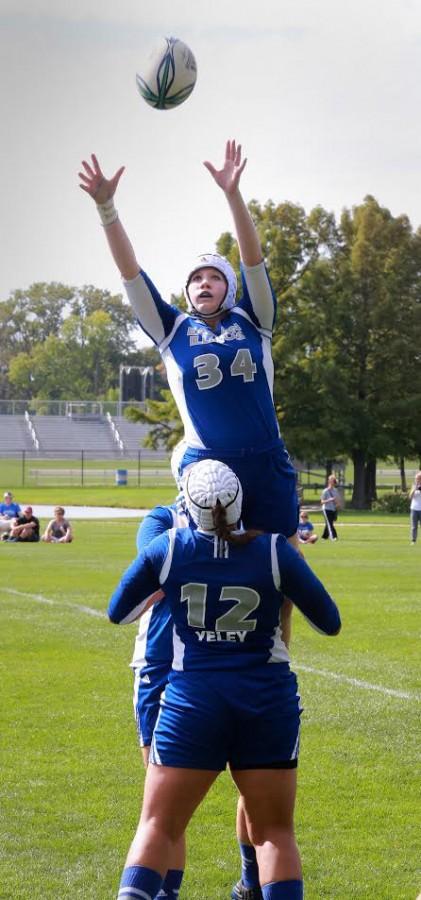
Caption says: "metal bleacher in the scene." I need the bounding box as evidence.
[113,417,151,454]
[0,412,152,458]
[0,415,34,452]
[33,415,119,454]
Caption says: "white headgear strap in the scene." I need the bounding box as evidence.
[184,459,243,531]
[185,253,237,318]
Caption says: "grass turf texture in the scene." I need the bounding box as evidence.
[1,519,420,899]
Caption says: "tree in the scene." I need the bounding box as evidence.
[271,197,421,506]
[0,282,138,400]
[126,390,183,449]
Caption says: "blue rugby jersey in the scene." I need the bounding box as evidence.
[123,262,282,451]
[0,502,21,518]
[109,530,341,671]
[297,521,315,539]
[131,503,188,670]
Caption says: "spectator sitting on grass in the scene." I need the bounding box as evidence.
[42,507,73,543]
[7,506,40,543]
[297,510,318,544]
[0,491,22,539]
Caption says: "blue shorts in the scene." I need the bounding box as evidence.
[133,663,171,748]
[150,666,302,771]
[181,442,299,537]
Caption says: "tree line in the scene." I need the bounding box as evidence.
[1,195,421,507]
[0,283,165,403]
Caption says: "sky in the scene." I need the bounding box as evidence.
[1,0,421,346]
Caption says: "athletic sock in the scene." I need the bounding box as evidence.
[262,880,304,899]
[158,868,184,897]
[117,864,163,899]
[239,841,260,889]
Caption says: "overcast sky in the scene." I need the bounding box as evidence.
[1,0,421,345]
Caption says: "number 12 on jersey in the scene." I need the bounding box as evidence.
[181,582,260,631]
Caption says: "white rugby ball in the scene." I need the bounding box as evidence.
[136,36,197,110]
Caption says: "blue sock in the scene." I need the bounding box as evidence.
[239,841,260,888]
[262,880,303,900]
[117,865,163,899]
[159,868,184,897]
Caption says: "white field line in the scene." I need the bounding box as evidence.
[3,587,106,618]
[3,587,419,703]
[295,664,419,702]
[334,523,408,528]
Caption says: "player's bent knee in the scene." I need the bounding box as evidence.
[249,823,296,849]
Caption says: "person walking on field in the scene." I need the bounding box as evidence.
[409,471,421,544]
[320,475,341,541]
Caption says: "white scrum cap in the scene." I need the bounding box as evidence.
[184,459,243,531]
[185,253,237,315]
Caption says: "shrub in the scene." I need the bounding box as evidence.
[373,492,410,513]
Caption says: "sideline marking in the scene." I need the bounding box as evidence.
[295,663,419,702]
[3,588,419,703]
[3,587,106,618]
[333,523,407,528]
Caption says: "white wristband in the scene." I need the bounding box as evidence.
[96,197,118,226]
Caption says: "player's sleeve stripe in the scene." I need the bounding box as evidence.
[118,590,164,624]
[261,334,277,412]
[159,527,177,583]
[234,306,272,339]
[301,613,333,635]
[271,534,281,590]
[159,313,190,352]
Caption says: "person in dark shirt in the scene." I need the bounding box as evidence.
[7,506,40,542]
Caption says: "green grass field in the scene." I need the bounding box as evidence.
[1,515,420,899]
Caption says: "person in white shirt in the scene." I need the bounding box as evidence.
[320,475,341,541]
[409,471,421,544]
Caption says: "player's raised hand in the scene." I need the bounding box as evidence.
[78,154,125,204]
[203,139,247,196]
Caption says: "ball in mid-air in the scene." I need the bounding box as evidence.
[136,36,197,110]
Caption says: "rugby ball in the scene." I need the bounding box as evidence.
[136,37,197,110]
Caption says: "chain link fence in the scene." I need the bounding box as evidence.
[0,450,172,488]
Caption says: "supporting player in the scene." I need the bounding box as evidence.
[133,444,292,899]
[108,460,341,900]
[132,497,188,900]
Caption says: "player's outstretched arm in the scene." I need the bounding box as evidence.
[279,538,341,635]
[203,139,262,267]
[78,153,140,280]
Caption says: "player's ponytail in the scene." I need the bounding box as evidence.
[212,501,261,545]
